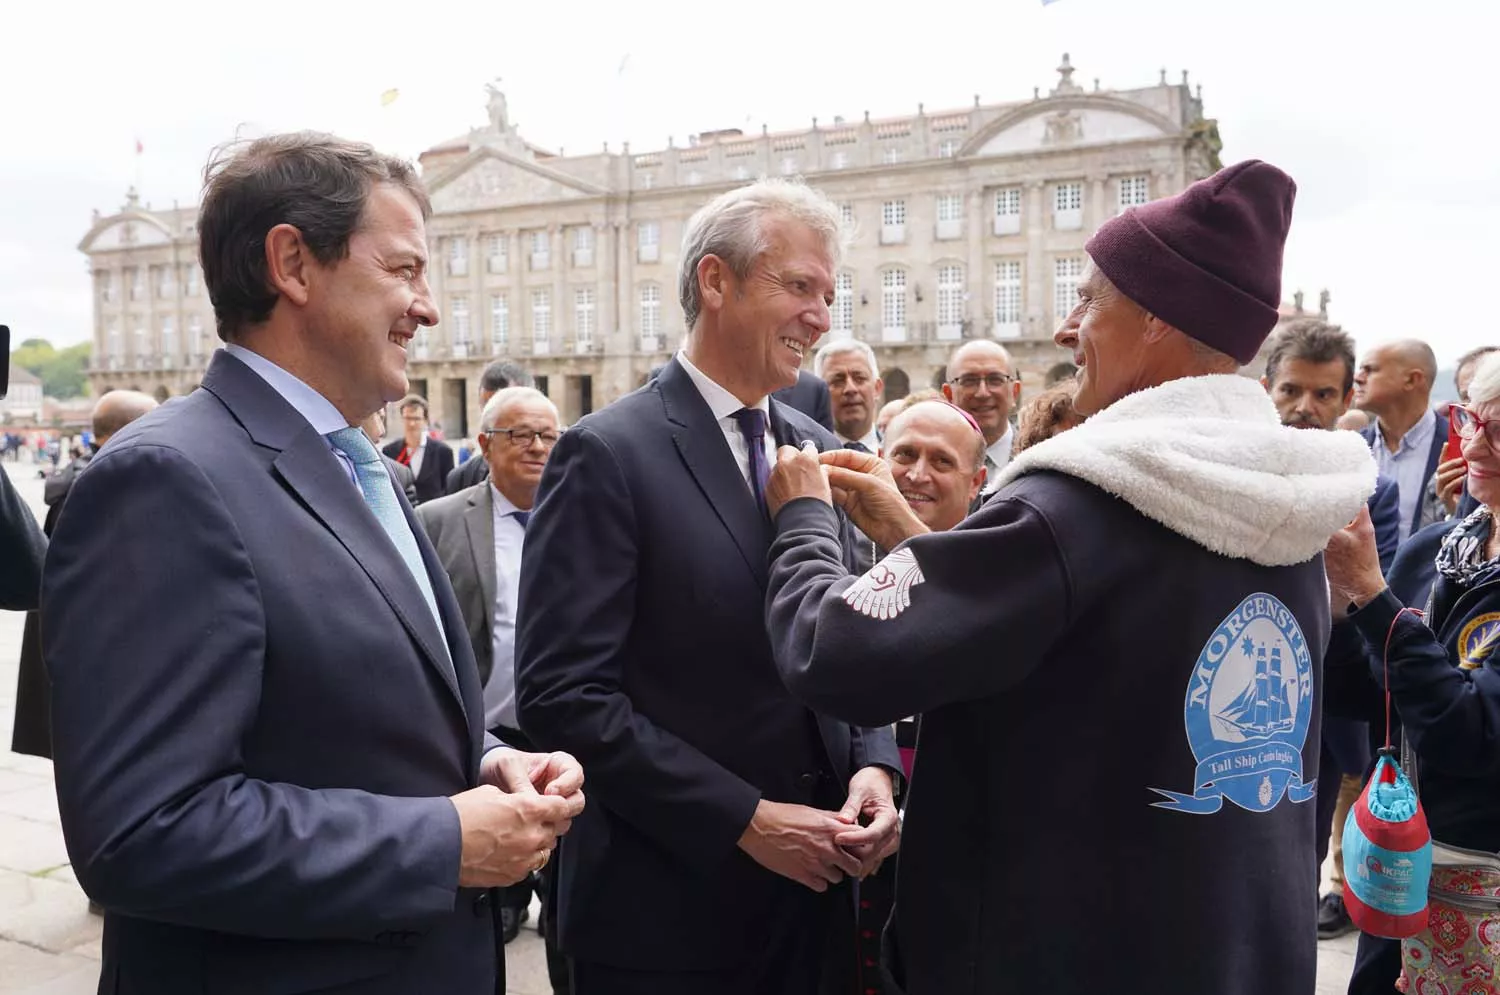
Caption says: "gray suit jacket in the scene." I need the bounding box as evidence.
[416,483,496,689]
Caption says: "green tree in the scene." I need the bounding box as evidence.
[10,338,90,399]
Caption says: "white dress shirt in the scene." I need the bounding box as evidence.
[981,424,1015,493]
[1372,412,1437,542]
[486,484,527,731]
[676,351,775,492]
[838,428,881,453]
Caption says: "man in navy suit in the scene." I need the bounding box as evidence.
[772,368,835,432]
[43,133,584,995]
[1353,339,1447,542]
[516,179,901,995]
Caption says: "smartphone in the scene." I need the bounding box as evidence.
[0,325,9,400]
[1443,408,1465,465]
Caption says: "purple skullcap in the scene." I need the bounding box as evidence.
[1085,160,1297,365]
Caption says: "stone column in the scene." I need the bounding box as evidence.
[1024,181,1046,338]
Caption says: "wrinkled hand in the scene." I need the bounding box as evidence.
[737,800,863,892]
[767,443,833,520]
[483,748,584,801]
[1435,456,1467,517]
[1324,505,1386,617]
[450,785,585,888]
[819,449,930,551]
[833,767,900,879]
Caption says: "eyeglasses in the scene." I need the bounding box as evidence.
[486,427,560,449]
[947,373,1016,391]
[1450,404,1500,448]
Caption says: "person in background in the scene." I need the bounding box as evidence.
[874,398,906,444]
[446,361,535,495]
[813,340,883,452]
[1423,345,1500,525]
[771,368,835,433]
[1013,382,1084,455]
[941,340,1021,486]
[1353,339,1447,541]
[383,394,454,504]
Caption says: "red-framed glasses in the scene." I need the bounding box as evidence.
[1449,404,1500,447]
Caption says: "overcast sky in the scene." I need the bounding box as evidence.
[2,0,1491,366]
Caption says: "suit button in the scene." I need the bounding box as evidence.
[473,891,492,917]
[796,772,817,790]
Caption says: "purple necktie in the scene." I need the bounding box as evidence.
[731,407,771,518]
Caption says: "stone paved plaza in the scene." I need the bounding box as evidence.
[0,461,1356,993]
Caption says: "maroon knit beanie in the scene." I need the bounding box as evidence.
[1084,160,1297,365]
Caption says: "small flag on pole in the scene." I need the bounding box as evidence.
[380,88,400,107]
[135,138,143,155]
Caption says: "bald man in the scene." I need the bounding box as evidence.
[883,401,987,535]
[941,341,1021,495]
[13,390,159,761]
[1352,340,1446,540]
[874,399,905,444]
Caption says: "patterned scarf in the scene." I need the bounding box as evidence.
[1435,505,1496,586]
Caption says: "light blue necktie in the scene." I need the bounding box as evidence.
[324,427,450,657]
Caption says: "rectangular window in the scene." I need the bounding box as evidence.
[831,151,848,170]
[993,260,1022,336]
[156,265,174,298]
[572,226,594,267]
[184,265,200,297]
[1118,174,1150,213]
[936,264,964,337]
[448,236,468,276]
[529,231,550,270]
[639,284,661,340]
[993,187,1022,236]
[487,234,508,273]
[1054,256,1084,323]
[107,319,122,361]
[780,157,798,176]
[129,267,144,301]
[638,222,660,263]
[882,146,901,165]
[134,325,149,361]
[490,295,509,351]
[188,313,203,355]
[1054,182,1084,230]
[840,203,856,229]
[531,289,551,346]
[451,295,470,346]
[881,268,906,341]
[881,200,906,245]
[936,194,963,240]
[938,138,959,158]
[833,272,854,337]
[161,316,176,360]
[575,288,595,345]
[98,270,114,302]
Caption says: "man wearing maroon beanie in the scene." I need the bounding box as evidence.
[761,161,1380,994]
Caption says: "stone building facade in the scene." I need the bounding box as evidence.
[80,56,1226,436]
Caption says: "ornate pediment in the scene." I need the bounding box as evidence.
[428,152,603,214]
[967,98,1178,158]
[79,214,173,252]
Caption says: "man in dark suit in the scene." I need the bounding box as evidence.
[42,132,584,995]
[13,389,157,761]
[0,465,43,611]
[772,368,834,432]
[1353,338,1447,542]
[446,361,534,495]
[383,394,454,504]
[417,386,566,959]
[516,180,901,995]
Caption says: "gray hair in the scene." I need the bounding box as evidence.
[813,339,880,380]
[677,178,845,330]
[480,386,558,432]
[1467,352,1500,408]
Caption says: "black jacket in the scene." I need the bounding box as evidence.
[381,435,454,504]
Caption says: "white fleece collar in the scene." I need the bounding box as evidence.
[994,375,1377,567]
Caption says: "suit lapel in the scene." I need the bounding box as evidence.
[659,360,770,585]
[464,486,498,619]
[271,434,467,714]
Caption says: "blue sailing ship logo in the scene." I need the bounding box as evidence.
[1150,593,1316,815]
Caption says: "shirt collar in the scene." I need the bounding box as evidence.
[488,482,522,517]
[839,428,881,451]
[225,343,350,436]
[676,351,770,423]
[986,424,1015,464]
[1375,410,1437,457]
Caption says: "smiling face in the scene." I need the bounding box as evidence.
[703,214,835,401]
[883,404,986,532]
[1461,398,1500,510]
[480,395,560,510]
[1053,259,1151,417]
[822,350,883,443]
[941,341,1020,445]
[1266,357,1352,431]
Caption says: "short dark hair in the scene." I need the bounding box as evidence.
[198,132,430,342]
[480,361,533,394]
[1264,319,1357,396]
[398,394,429,419]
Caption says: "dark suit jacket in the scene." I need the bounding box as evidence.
[382,434,455,504]
[446,453,489,496]
[43,351,503,995]
[515,358,900,973]
[0,464,43,611]
[416,483,497,689]
[771,369,834,432]
[384,454,420,506]
[1361,410,1448,538]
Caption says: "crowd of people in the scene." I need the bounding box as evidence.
[0,132,1495,995]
